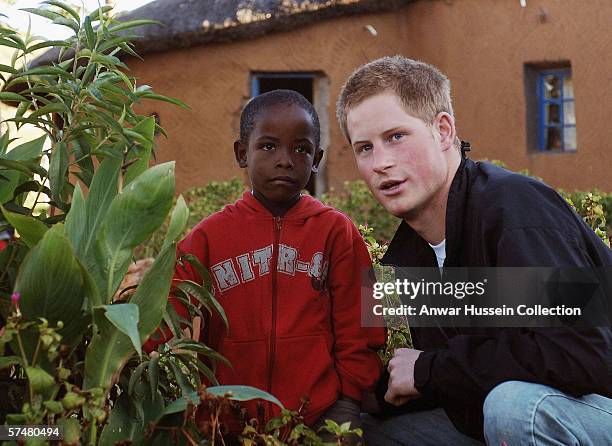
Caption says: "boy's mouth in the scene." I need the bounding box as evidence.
[270,176,296,185]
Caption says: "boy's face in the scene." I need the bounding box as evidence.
[345,91,455,220]
[234,103,322,210]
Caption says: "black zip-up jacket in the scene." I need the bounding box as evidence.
[375,155,612,441]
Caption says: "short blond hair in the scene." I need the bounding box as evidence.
[336,56,455,141]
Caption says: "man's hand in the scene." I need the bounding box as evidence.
[384,348,423,406]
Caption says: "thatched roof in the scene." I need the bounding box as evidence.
[31,0,409,66]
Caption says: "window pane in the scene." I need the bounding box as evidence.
[544,75,561,99]
[545,127,562,150]
[563,76,574,98]
[563,127,577,151]
[545,102,560,124]
[563,101,576,125]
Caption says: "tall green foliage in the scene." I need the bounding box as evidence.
[0,3,199,444]
[0,5,326,445]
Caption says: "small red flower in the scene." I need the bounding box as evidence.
[11,292,20,310]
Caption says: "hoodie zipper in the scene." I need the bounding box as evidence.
[267,216,282,418]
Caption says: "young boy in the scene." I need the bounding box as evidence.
[163,90,385,431]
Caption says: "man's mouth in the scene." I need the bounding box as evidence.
[379,179,406,195]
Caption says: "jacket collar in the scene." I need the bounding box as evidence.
[381,155,472,267]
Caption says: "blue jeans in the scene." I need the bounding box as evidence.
[362,381,612,445]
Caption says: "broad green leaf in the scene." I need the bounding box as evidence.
[84,305,137,391]
[15,225,88,347]
[0,356,22,369]
[93,162,174,300]
[169,339,229,367]
[163,195,188,249]
[19,8,63,23]
[176,280,228,329]
[57,418,80,446]
[1,205,47,248]
[168,359,194,395]
[4,135,46,161]
[43,1,81,23]
[12,66,69,77]
[87,6,113,22]
[49,141,68,202]
[84,182,180,392]
[102,303,141,356]
[52,16,80,33]
[24,39,72,54]
[99,389,164,446]
[108,19,162,33]
[123,116,155,186]
[0,171,21,205]
[0,37,22,50]
[28,103,66,121]
[99,393,142,445]
[136,92,189,109]
[162,390,199,415]
[0,158,44,176]
[80,157,120,258]
[0,92,27,103]
[84,16,95,49]
[25,366,57,401]
[207,385,285,408]
[65,182,85,255]
[0,64,17,74]
[162,385,284,416]
[148,354,159,398]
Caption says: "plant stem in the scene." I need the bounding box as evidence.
[16,331,33,404]
[31,337,42,367]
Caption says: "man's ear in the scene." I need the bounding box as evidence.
[312,148,324,173]
[234,140,248,168]
[435,112,456,151]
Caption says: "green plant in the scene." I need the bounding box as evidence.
[322,180,399,243]
[0,3,235,444]
[136,178,245,259]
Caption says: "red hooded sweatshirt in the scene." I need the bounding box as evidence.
[170,191,385,425]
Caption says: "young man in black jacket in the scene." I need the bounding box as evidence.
[337,56,612,445]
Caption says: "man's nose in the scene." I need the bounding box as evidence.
[372,145,395,173]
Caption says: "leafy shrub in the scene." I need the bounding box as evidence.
[321,180,400,243]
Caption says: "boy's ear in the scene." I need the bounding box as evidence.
[234,140,248,168]
[311,148,324,173]
[435,112,456,151]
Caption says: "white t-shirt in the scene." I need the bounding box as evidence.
[428,239,446,269]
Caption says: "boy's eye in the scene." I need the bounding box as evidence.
[294,146,307,153]
[389,133,405,142]
[261,143,276,151]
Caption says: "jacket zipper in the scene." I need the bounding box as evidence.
[267,216,282,419]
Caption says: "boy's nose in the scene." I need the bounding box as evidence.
[275,148,294,168]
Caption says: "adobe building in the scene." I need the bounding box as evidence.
[31,0,612,194]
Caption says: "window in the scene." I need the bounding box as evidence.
[251,72,315,102]
[526,64,576,152]
[250,72,328,196]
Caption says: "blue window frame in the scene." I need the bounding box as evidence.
[537,69,576,151]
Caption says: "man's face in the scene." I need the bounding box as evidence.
[346,91,452,220]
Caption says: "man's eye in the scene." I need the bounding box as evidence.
[261,143,275,150]
[359,143,373,153]
[295,146,307,153]
[390,133,405,142]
